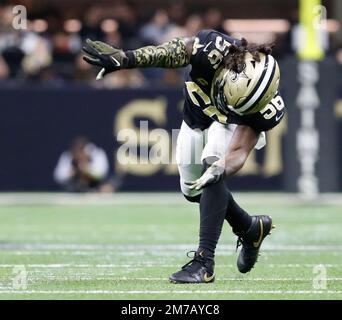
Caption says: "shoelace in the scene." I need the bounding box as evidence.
[181,251,205,271]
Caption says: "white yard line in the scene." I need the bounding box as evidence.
[1,243,342,251]
[0,263,341,268]
[0,263,341,269]
[24,276,342,281]
[4,251,342,258]
[1,192,342,206]
[0,289,341,295]
[0,192,187,205]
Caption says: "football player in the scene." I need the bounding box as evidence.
[83,29,284,283]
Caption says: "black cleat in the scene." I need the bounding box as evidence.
[235,215,275,273]
[169,249,215,284]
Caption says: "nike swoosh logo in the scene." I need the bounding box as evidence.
[275,112,284,122]
[110,56,121,67]
[253,219,264,248]
[203,273,215,282]
[203,41,212,52]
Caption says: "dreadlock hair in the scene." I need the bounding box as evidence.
[224,38,275,73]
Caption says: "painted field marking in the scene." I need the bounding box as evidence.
[1,263,341,268]
[1,192,342,206]
[25,276,342,282]
[1,244,342,251]
[0,289,342,295]
[1,263,342,269]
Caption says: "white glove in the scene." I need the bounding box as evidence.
[185,161,225,191]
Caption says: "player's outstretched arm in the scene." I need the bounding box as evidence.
[186,125,260,190]
[82,37,194,79]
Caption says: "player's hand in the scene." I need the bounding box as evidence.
[82,39,129,79]
[185,162,225,191]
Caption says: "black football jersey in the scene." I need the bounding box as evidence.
[182,29,285,132]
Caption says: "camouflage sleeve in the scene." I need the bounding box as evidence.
[128,38,191,69]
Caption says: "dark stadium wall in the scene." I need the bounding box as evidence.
[0,86,288,192]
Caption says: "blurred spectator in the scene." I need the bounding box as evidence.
[102,19,122,47]
[160,14,204,42]
[50,31,79,80]
[140,10,175,45]
[183,14,203,37]
[0,0,338,87]
[110,3,140,49]
[168,2,187,26]
[79,6,105,41]
[54,137,114,192]
[203,8,225,34]
[21,33,52,76]
[0,5,51,79]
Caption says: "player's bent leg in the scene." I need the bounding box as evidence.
[198,157,228,256]
[170,156,227,284]
[225,190,275,274]
[202,122,274,273]
[169,202,217,284]
[171,123,235,284]
[171,121,214,283]
[225,191,252,234]
[235,215,275,273]
[223,183,275,273]
[172,121,273,281]
[176,121,204,199]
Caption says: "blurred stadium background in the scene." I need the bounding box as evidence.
[1,0,342,299]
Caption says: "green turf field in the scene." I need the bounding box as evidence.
[0,192,342,300]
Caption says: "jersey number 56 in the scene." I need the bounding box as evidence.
[260,95,285,120]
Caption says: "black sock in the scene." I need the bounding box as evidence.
[197,157,252,256]
[225,191,252,234]
[199,178,228,257]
